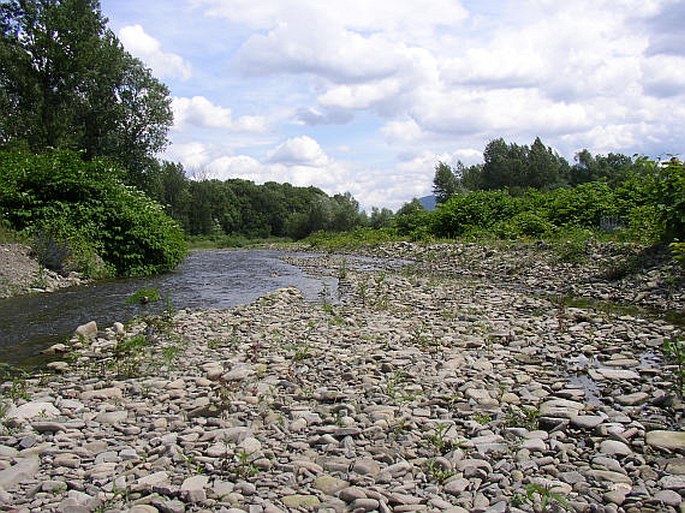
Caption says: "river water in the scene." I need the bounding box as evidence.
[0,250,337,368]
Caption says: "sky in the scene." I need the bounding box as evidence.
[101,0,685,211]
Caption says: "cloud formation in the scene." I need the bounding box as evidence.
[108,0,685,210]
[118,25,192,80]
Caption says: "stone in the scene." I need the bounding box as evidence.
[539,399,583,419]
[47,361,70,372]
[571,415,605,429]
[615,392,649,406]
[444,478,470,496]
[585,470,632,484]
[128,506,160,513]
[75,320,98,339]
[600,440,632,457]
[647,431,685,451]
[655,490,682,507]
[590,368,640,381]
[281,495,321,508]
[339,487,367,503]
[352,458,381,477]
[660,475,685,490]
[7,401,60,421]
[80,387,123,401]
[181,475,209,503]
[0,457,39,490]
[313,475,349,496]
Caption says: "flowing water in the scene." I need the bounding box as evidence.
[0,250,337,368]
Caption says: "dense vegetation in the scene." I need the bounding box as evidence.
[0,149,186,277]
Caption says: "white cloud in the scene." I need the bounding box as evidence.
[118,25,192,80]
[107,0,685,209]
[266,136,330,167]
[172,96,267,132]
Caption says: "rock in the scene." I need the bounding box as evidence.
[281,495,321,508]
[47,361,70,372]
[571,415,605,429]
[647,431,685,451]
[660,475,685,490]
[339,487,367,503]
[313,475,349,496]
[585,470,632,484]
[181,475,209,503]
[7,401,60,421]
[75,320,98,339]
[600,440,632,457]
[655,489,682,507]
[80,387,123,401]
[615,392,649,406]
[590,368,641,381]
[352,458,381,477]
[539,398,584,418]
[0,457,39,490]
[444,478,470,496]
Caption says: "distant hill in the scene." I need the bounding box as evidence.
[419,195,436,211]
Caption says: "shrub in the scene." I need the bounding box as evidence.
[0,149,186,277]
[431,190,522,238]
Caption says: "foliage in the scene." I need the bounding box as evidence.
[433,161,461,204]
[127,288,161,304]
[0,149,186,277]
[0,0,173,186]
[304,227,400,251]
[662,336,685,397]
[671,241,685,269]
[431,190,523,238]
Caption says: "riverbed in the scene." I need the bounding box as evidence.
[0,250,337,367]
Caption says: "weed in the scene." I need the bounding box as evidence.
[293,344,312,362]
[126,287,161,305]
[504,406,541,430]
[520,483,571,512]
[426,423,456,454]
[425,458,455,485]
[473,412,492,425]
[663,335,685,397]
[338,258,348,281]
[232,449,260,478]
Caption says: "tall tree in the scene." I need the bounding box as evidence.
[0,0,172,186]
[433,161,460,203]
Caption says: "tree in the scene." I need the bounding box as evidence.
[0,0,172,186]
[433,161,460,203]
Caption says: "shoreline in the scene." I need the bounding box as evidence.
[1,246,684,512]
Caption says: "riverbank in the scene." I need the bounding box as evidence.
[1,245,684,513]
[0,243,85,299]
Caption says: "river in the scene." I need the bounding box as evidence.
[0,250,337,368]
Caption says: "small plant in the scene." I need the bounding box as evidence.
[520,483,571,512]
[126,287,161,305]
[426,423,456,454]
[504,406,540,430]
[293,344,311,362]
[232,449,260,479]
[338,258,348,281]
[663,335,685,396]
[425,458,455,485]
[473,412,492,425]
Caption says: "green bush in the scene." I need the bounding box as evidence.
[0,149,186,277]
[544,181,617,228]
[492,211,555,239]
[431,190,523,238]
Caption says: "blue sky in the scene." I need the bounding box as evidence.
[101,0,685,210]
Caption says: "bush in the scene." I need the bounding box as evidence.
[431,190,522,238]
[492,211,555,239]
[0,149,186,277]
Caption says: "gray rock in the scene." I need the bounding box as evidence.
[75,320,98,339]
[0,457,39,490]
[7,401,60,421]
[600,440,632,456]
[647,430,685,451]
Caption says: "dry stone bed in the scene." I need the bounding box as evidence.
[0,249,684,513]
